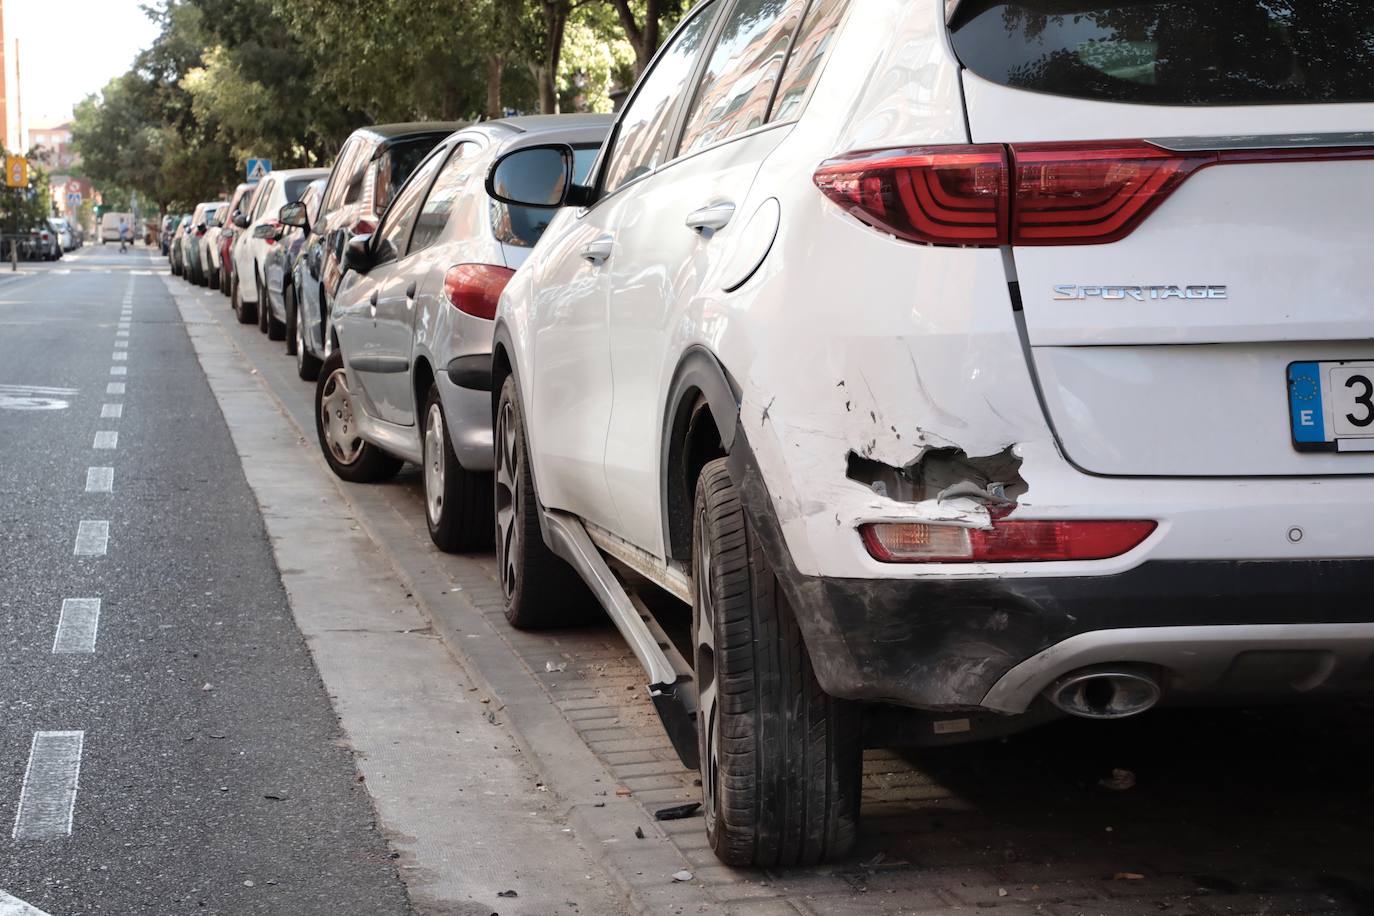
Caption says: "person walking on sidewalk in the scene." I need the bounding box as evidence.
[118,219,130,253]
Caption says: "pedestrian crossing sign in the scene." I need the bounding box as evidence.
[246,158,272,182]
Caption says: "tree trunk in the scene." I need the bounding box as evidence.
[485,54,504,119]
[608,0,664,76]
[535,64,558,114]
[536,1,569,114]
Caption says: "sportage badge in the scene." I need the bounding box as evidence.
[1054,285,1227,301]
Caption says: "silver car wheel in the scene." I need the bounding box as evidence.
[493,397,520,599]
[693,511,720,836]
[319,367,364,466]
[424,402,446,526]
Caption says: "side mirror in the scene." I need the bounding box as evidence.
[342,234,373,274]
[487,144,589,209]
[232,211,249,229]
[195,223,207,233]
[279,201,309,231]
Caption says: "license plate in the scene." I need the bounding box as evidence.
[1288,360,1374,452]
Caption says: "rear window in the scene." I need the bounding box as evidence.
[375,137,447,214]
[284,178,316,204]
[949,0,1374,106]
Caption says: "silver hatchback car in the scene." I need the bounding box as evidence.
[313,114,611,551]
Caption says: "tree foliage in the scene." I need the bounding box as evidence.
[71,0,685,210]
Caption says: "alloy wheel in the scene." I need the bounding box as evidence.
[319,368,364,466]
[493,397,520,599]
[693,512,720,837]
[424,402,446,526]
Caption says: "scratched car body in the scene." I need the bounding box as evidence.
[483,0,1374,867]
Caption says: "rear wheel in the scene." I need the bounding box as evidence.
[257,274,271,334]
[422,384,493,552]
[493,374,595,629]
[692,458,862,867]
[232,272,256,324]
[284,286,299,356]
[314,350,403,483]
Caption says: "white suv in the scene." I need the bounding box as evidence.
[480,0,1374,866]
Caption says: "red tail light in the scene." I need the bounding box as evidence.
[816,140,1223,246]
[1012,141,1209,245]
[812,145,1008,246]
[443,264,515,320]
[861,519,1157,564]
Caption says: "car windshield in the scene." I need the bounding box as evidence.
[950,0,1374,105]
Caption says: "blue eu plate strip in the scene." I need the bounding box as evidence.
[1288,362,1326,443]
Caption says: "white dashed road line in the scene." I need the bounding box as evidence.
[112,352,127,361]
[92,431,118,450]
[114,340,128,349]
[109,367,126,377]
[53,599,101,654]
[101,404,123,419]
[85,467,113,493]
[73,521,109,557]
[12,731,84,840]
[106,383,125,395]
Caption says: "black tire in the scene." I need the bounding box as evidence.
[284,285,299,356]
[422,383,493,552]
[209,267,220,290]
[692,458,862,867]
[232,272,256,324]
[314,349,403,483]
[493,374,596,629]
[257,273,271,334]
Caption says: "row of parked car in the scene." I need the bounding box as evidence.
[2,217,81,261]
[166,0,1374,869]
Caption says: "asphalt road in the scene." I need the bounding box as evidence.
[0,247,411,915]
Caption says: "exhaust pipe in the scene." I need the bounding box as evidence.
[1046,667,1161,720]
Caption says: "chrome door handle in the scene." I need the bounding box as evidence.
[580,235,615,265]
[405,281,417,299]
[685,202,736,234]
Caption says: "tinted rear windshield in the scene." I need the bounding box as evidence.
[950,1,1374,105]
[284,178,317,203]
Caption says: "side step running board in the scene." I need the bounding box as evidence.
[540,510,699,768]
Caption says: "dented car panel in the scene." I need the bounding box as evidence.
[497,0,1374,739]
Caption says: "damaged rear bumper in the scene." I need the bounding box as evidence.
[727,440,1374,712]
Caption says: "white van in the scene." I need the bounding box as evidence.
[99,212,134,244]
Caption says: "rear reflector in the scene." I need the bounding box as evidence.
[443,264,515,320]
[816,140,1374,247]
[861,519,1156,563]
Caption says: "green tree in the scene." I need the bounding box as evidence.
[605,0,683,76]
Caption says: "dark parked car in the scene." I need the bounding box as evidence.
[160,215,178,255]
[292,121,461,380]
[262,177,325,349]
